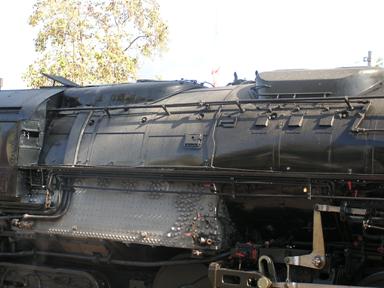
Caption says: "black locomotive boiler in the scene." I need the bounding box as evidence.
[0,67,383,287]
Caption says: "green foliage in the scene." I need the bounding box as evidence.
[24,0,168,87]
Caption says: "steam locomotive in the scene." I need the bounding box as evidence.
[0,67,383,287]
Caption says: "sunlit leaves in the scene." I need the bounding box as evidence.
[23,0,168,87]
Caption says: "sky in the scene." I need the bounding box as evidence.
[0,0,384,89]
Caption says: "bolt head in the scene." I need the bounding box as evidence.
[257,277,272,288]
[312,256,323,268]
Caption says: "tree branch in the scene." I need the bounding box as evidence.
[124,35,148,51]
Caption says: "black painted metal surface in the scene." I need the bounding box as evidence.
[0,68,383,287]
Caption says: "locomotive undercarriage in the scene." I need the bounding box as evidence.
[0,168,382,287]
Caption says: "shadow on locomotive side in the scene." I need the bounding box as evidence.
[0,67,382,287]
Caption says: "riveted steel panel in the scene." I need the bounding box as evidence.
[33,179,230,250]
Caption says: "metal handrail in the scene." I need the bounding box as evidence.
[47,94,382,113]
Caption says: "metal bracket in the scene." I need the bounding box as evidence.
[351,101,371,133]
[363,219,384,231]
[254,116,270,127]
[284,203,369,281]
[288,115,304,127]
[184,133,203,149]
[285,209,325,274]
[236,101,245,113]
[344,96,354,110]
[315,204,366,216]
[104,108,111,118]
[258,255,277,283]
[319,114,335,127]
[209,262,273,288]
[162,105,171,115]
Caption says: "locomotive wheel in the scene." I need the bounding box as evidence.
[153,261,210,288]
